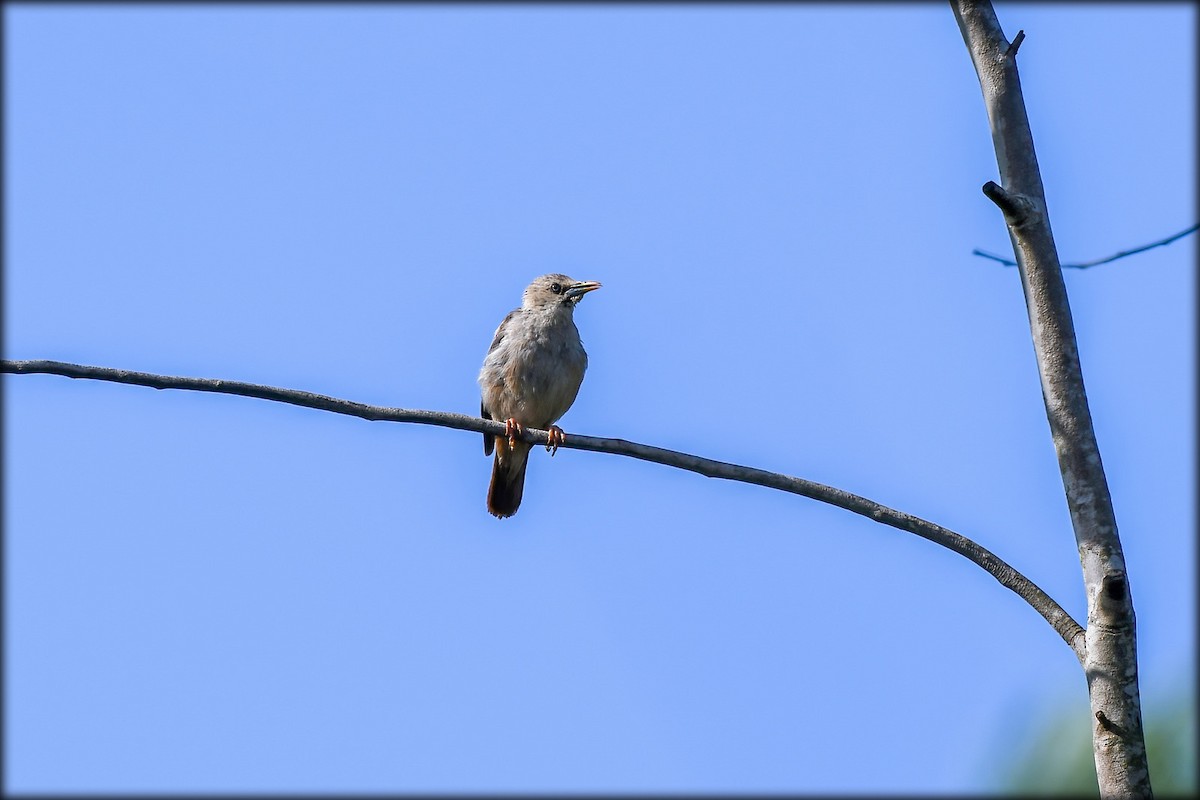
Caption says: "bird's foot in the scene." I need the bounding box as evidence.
[546,425,566,456]
[504,418,524,450]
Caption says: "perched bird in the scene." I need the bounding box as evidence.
[478,274,601,518]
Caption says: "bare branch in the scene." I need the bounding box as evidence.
[982,180,1037,225]
[1005,29,1025,58]
[972,248,1020,266]
[974,222,1199,269]
[3,357,1085,659]
[952,1,1150,795]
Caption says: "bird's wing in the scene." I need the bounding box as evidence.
[486,309,520,354]
[481,309,520,456]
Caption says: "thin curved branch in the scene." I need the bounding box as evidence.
[974,221,1199,268]
[3,357,1086,660]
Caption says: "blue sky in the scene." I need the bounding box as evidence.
[5,3,1194,794]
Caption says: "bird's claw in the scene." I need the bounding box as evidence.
[504,418,524,450]
[546,425,566,456]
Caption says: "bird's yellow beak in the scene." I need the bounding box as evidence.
[564,281,602,301]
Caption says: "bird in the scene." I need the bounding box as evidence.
[478,273,601,518]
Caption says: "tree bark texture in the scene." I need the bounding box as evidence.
[949,2,1150,797]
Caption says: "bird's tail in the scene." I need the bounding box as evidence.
[487,438,530,518]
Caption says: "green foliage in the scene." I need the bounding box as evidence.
[1004,686,1196,796]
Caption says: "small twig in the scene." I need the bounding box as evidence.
[974,222,1199,269]
[1096,711,1127,736]
[982,181,1036,225]
[972,248,1019,266]
[1005,29,1025,58]
[3,358,1086,660]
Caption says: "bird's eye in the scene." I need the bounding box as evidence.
[550,282,563,294]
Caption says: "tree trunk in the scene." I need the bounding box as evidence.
[950,2,1151,796]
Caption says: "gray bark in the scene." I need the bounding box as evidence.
[949,2,1151,796]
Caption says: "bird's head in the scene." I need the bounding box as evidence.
[522,273,602,311]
